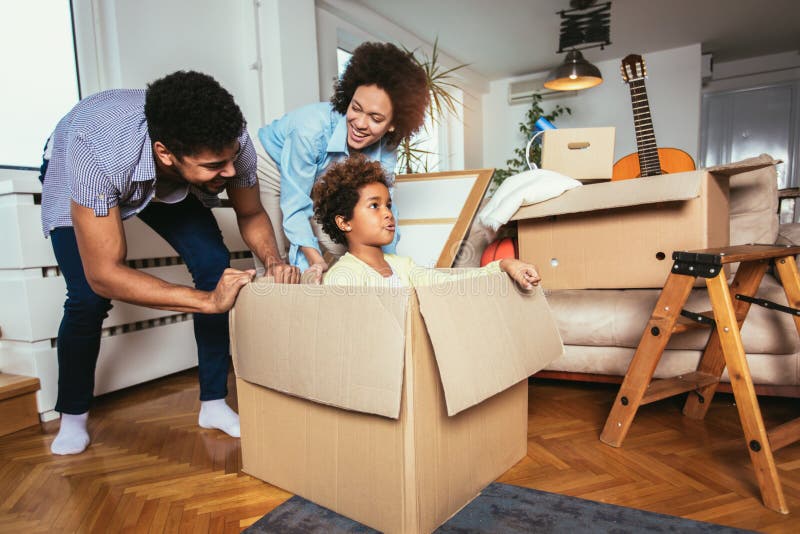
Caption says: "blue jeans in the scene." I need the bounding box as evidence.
[50,194,232,414]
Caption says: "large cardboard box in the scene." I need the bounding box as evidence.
[231,274,564,533]
[510,160,775,290]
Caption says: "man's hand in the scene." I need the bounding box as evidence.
[227,184,295,282]
[301,261,329,285]
[207,268,256,313]
[499,259,541,290]
[267,261,301,284]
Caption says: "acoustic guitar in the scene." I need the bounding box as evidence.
[612,54,695,180]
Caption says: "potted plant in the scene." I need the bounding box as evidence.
[398,38,468,174]
[492,93,571,188]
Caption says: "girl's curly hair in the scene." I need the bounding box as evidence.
[331,42,429,148]
[312,154,390,246]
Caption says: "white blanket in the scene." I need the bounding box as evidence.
[479,169,582,230]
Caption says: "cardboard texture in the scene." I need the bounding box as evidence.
[511,165,745,289]
[415,275,564,416]
[541,127,616,181]
[231,273,564,533]
[232,283,409,418]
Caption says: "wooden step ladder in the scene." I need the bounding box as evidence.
[600,244,800,514]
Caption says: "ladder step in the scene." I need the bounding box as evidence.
[672,311,715,334]
[768,417,800,452]
[641,372,720,405]
[678,244,800,264]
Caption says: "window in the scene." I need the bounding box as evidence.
[701,83,797,189]
[337,48,352,76]
[412,113,441,173]
[0,1,80,168]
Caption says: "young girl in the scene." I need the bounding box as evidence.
[311,155,542,288]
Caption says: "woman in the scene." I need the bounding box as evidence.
[312,154,542,289]
[256,41,429,282]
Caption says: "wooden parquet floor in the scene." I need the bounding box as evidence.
[0,370,798,533]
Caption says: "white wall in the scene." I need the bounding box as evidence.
[71,0,320,138]
[462,91,484,169]
[315,6,377,101]
[483,44,702,172]
[256,0,320,124]
[74,0,262,131]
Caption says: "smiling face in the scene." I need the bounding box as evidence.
[153,140,241,195]
[336,182,395,248]
[345,84,395,151]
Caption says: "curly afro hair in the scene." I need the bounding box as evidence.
[331,42,429,148]
[144,70,244,158]
[312,154,391,246]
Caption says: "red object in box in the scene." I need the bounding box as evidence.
[481,237,518,266]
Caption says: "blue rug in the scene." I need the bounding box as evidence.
[245,482,752,533]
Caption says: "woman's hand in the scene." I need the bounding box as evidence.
[301,261,329,285]
[499,259,541,290]
[267,261,301,284]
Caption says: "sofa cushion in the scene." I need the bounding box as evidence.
[777,222,800,247]
[774,222,800,283]
[547,275,798,355]
[728,154,779,246]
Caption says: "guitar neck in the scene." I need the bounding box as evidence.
[628,79,662,176]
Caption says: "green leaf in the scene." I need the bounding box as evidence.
[397,35,470,173]
[491,94,574,188]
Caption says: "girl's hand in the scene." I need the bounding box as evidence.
[301,261,329,285]
[499,259,541,290]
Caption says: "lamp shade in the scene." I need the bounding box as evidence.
[543,50,603,91]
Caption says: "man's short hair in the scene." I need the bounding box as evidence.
[144,70,244,158]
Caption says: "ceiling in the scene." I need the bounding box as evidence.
[354,0,800,80]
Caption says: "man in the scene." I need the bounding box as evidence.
[40,71,299,455]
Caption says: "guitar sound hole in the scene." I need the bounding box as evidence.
[656,252,666,261]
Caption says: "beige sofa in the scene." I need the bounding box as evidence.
[536,155,800,393]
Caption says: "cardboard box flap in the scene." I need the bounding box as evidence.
[230,282,409,419]
[704,154,780,176]
[415,273,564,416]
[510,170,708,221]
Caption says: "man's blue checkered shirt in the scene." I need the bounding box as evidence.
[40,89,256,237]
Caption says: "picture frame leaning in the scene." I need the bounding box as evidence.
[394,169,494,268]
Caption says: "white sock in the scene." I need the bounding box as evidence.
[198,399,240,438]
[51,412,90,455]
